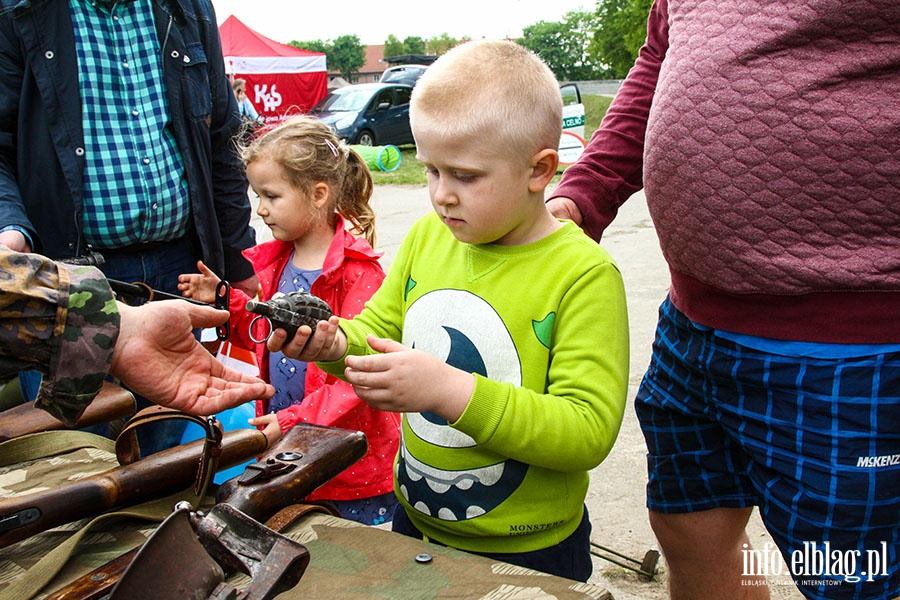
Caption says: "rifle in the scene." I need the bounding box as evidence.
[0,426,267,549]
[38,423,368,599]
[0,381,135,442]
[112,502,311,600]
[216,422,365,520]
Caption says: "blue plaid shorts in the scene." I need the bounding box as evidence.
[635,298,900,600]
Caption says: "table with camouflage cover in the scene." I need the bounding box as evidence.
[0,435,614,599]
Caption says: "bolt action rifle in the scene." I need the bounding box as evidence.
[0,412,366,550]
[39,422,367,600]
[0,380,136,442]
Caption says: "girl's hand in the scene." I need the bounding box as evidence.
[343,335,474,422]
[248,413,283,445]
[177,260,221,304]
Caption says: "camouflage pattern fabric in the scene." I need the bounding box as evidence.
[0,250,119,426]
[0,438,148,599]
[226,514,615,600]
[0,510,615,599]
[0,437,614,599]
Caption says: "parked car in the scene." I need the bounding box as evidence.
[559,83,586,164]
[309,83,414,147]
[380,64,428,87]
[560,83,586,140]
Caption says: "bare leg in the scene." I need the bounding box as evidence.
[650,507,769,600]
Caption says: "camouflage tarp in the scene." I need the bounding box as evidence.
[0,433,155,598]
[0,435,614,599]
[236,513,615,600]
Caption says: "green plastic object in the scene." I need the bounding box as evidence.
[351,144,402,172]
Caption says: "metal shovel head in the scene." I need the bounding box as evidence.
[109,507,224,600]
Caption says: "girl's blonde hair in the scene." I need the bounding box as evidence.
[240,116,377,246]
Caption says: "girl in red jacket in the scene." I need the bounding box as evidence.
[178,116,399,525]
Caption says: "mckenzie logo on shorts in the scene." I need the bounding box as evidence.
[856,453,900,468]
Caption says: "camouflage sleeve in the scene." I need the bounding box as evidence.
[0,250,120,425]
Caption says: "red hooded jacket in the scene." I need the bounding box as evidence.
[228,215,400,501]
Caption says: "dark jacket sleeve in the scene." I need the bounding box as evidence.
[0,10,32,241]
[549,0,669,241]
[203,1,257,282]
[159,0,256,282]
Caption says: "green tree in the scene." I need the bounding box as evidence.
[589,0,652,78]
[403,36,426,55]
[330,34,366,80]
[383,34,404,59]
[520,10,603,81]
[426,33,458,56]
[290,39,329,54]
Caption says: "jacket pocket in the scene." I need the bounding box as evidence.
[182,42,211,120]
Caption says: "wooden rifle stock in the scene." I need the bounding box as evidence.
[216,422,368,523]
[46,548,140,600]
[0,428,268,549]
[0,381,135,442]
[43,424,368,600]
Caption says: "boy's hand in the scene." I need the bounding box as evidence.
[344,335,474,422]
[248,413,283,445]
[267,315,346,362]
[177,260,221,304]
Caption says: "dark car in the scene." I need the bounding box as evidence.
[379,64,428,87]
[309,83,414,147]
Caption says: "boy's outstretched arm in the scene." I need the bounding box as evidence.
[343,335,474,421]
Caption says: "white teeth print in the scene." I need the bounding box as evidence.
[398,429,524,523]
[426,480,451,493]
[403,449,504,489]
[465,506,486,519]
[437,507,458,521]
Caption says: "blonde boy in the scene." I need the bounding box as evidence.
[273,40,629,581]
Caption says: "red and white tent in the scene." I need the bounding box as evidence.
[219,15,328,123]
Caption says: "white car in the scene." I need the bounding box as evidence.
[559,83,586,164]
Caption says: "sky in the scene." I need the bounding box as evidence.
[211,0,592,46]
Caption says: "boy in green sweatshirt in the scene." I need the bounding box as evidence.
[270,39,629,582]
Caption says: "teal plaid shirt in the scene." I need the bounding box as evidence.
[70,0,190,248]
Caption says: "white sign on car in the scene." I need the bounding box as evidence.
[559,83,586,164]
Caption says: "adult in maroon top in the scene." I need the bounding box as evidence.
[549,0,900,598]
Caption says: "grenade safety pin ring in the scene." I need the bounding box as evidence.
[248,314,274,344]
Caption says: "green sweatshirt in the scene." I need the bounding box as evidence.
[321,212,629,554]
